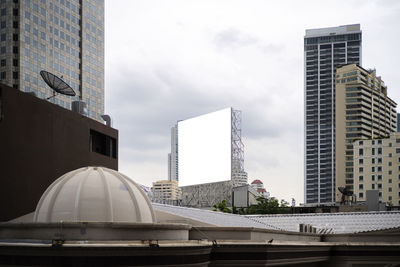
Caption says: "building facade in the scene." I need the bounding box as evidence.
[353,132,400,206]
[397,113,400,132]
[0,0,104,121]
[304,24,362,204]
[335,64,397,202]
[250,179,270,198]
[152,180,181,204]
[168,124,178,182]
[0,84,117,222]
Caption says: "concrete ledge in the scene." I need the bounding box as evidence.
[190,226,321,242]
[0,222,191,241]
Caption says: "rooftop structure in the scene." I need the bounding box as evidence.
[177,107,247,187]
[0,84,117,222]
[34,167,154,223]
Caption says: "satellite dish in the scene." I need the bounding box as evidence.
[40,70,76,99]
[338,186,353,196]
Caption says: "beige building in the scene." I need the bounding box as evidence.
[353,132,400,206]
[152,180,181,203]
[335,64,397,202]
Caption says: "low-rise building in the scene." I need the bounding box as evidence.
[152,180,181,204]
[250,179,270,198]
[353,132,400,206]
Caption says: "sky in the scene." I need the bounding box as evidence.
[104,0,400,203]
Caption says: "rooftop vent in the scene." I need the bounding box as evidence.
[72,100,88,116]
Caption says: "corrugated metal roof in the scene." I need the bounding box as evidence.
[153,203,282,230]
[153,204,400,234]
[248,211,400,234]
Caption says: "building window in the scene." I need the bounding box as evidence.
[389,170,392,175]
[372,175,375,181]
[359,158,363,164]
[389,143,392,147]
[359,141,363,145]
[379,192,382,197]
[378,175,382,181]
[372,158,375,164]
[378,184,382,189]
[378,158,382,164]
[0,59,5,66]
[372,140,375,145]
[90,129,117,159]
[372,167,375,172]
[389,162,392,166]
[389,187,392,192]
[389,196,392,201]
[389,153,392,158]
[372,148,375,155]
[396,138,400,143]
[359,167,363,173]
[378,148,382,155]
[0,71,5,79]
[396,148,400,154]
[359,184,363,190]
[359,148,363,156]
[359,176,363,181]
[372,184,375,189]
[388,179,392,183]
[359,192,363,198]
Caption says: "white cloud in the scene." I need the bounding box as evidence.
[105,0,400,203]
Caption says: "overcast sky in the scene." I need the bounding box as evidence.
[104,0,400,203]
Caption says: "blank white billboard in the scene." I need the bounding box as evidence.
[178,108,232,186]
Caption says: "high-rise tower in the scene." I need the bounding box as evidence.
[304,24,361,204]
[168,124,178,182]
[0,0,104,121]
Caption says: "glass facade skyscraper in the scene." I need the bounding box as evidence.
[0,0,104,121]
[304,24,361,204]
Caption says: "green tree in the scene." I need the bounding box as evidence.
[213,199,232,213]
[245,197,290,214]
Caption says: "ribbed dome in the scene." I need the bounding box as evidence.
[33,167,155,223]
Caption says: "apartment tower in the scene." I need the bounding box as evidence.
[336,64,397,201]
[0,0,104,121]
[304,24,361,204]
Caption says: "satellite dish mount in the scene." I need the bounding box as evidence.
[39,70,76,102]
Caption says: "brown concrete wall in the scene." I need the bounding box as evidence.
[0,85,118,221]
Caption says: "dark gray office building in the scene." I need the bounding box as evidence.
[304,24,361,204]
